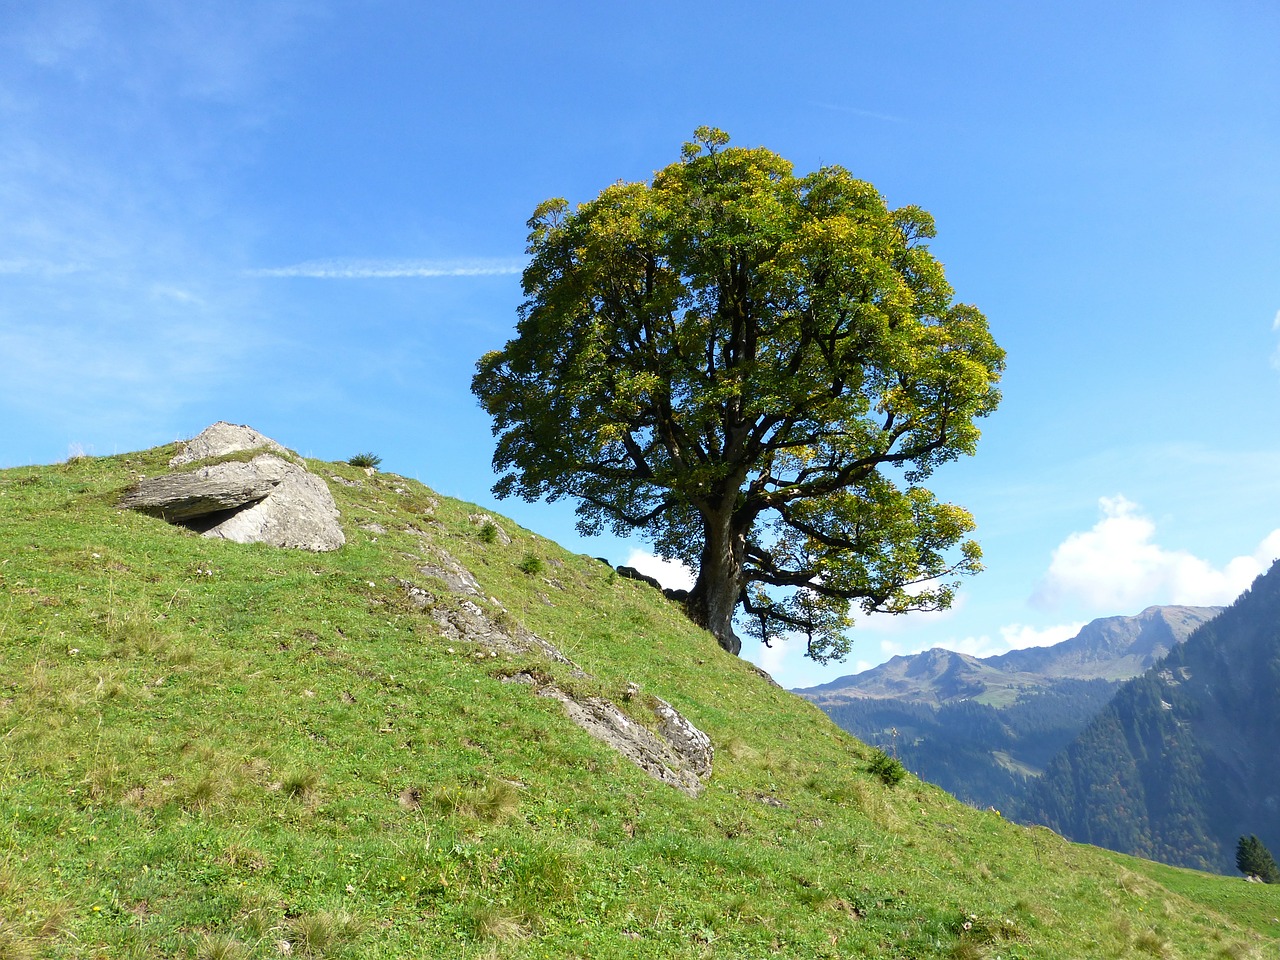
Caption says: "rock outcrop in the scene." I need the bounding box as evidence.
[402,537,714,796]
[119,423,345,552]
[168,421,289,467]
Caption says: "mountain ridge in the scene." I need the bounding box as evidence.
[795,606,1220,811]
[797,605,1220,708]
[1020,560,1280,874]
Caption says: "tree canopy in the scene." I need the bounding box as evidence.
[473,128,1004,662]
[1236,835,1280,882]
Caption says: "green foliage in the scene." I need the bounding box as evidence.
[868,748,907,786]
[517,552,544,575]
[346,452,382,469]
[473,127,1004,661]
[478,520,499,544]
[1237,835,1280,882]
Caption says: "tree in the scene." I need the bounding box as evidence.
[1236,834,1280,882]
[473,128,1004,662]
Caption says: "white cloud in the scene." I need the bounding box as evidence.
[937,621,1088,660]
[1272,309,1280,371]
[247,258,524,279]
[1034,495,1280,611]
[623,549,695,592]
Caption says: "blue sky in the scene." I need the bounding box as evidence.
[3,1,1278,689]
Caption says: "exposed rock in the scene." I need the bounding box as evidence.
[121,425,345,552]
[617,565,662,591]
[537,687,708,796]
[652,696,713,780]
[468,513,512,545]
[169,421,289,467]
[119,457,289,521]
[201,462,344,551]
[398,544,714,794]
[418,546,484,597]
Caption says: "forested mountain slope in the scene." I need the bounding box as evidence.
[796,608,1217,810]
[1021,561,1280,874]
[0,439,1271,958]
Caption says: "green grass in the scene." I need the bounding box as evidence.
[0,446,1277,957]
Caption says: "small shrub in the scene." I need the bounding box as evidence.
[517,553,544,576]
[868,748,906,786]
[347,452,382,469]
[479,521,499,544]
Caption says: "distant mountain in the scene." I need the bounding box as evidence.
[988,605,1216,681]
[1020,561,1280,873]
[795,606,1220,809]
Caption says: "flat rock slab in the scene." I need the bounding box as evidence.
[119,456,294,521]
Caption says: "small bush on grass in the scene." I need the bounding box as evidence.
[517,553,544,576]
[868,748,906,786]
[346,452,382,469]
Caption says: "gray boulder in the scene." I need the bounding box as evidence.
[200,457,345,551]
[121,426,345,552]
[169,421,289,467]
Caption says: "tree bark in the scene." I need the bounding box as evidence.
[685,503,746,656]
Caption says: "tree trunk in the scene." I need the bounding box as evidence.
[685,504,746,656]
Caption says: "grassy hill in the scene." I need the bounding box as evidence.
[0,442,1275,958]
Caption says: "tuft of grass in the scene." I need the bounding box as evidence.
[464,902,528,943]
[478,521,499,544]
[280,769,320,800]
[0,935,36,960]
[1135,929,1172,957]
[346,452,382,469]
[196,933,250,960]
[288,910,363,957]
[433,779,521,824]
[517,552,543,576]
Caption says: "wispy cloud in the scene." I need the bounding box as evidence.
[248,258,524,279]
[812,102,910,124]
[0,258,85,276]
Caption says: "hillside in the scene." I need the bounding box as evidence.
[1021,560,1280,875]
[0,434,1274,958]
[795,608,1218,809]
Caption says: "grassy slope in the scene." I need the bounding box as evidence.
[0,447,1275,959]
